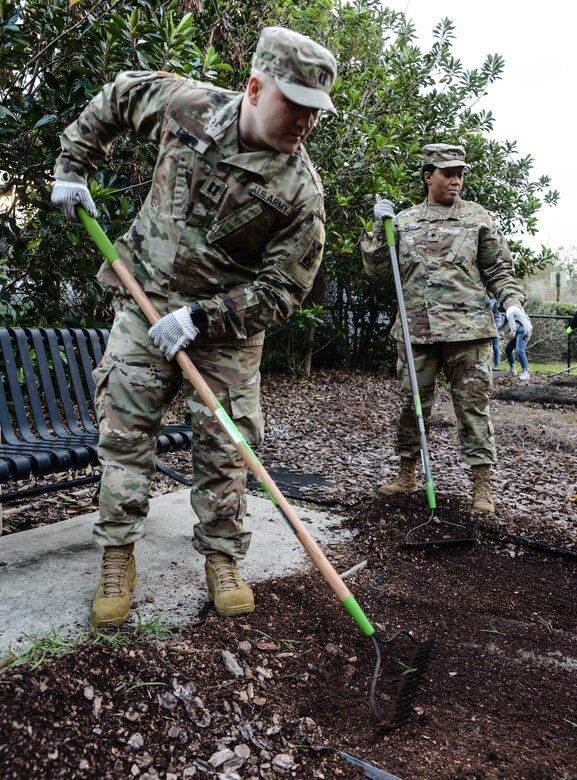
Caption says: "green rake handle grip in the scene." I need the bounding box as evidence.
[77,207,375,638]
[384,217,436,510]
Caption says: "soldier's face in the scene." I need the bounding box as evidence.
[425,167,464,205]
[243,74,319,154]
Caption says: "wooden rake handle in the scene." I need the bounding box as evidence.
[76,207,375,637]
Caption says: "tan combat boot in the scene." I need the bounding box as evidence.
[377,458,418,495]
[91,543,137,627]
[471,464,495,513]
[205,553,255,617]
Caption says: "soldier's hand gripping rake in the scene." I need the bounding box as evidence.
[77,207,433,728]
[383,216,475,548]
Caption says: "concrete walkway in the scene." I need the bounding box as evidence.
[0,490,348,655]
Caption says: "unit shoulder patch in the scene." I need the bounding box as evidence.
[300,238,323,269]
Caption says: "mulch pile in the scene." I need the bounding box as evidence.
[1,370,576,779]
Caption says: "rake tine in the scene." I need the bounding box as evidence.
[403,508,475,548]
[369,631,435,729]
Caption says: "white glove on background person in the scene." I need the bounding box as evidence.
[51,179,97,221]
[373,194,395,226]
[148,307,200,360]
[505,305,533,341]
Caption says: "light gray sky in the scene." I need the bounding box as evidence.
[384,0,576,253]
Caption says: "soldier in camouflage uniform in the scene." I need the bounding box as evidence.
[361,143,532,513]
[51,27,337,626]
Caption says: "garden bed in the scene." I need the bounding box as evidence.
[1,370,576,779]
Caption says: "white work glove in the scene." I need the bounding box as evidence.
[506,305,533,341]
[373,194,395,226]
[51,179,97,222]
[148,307,200,360]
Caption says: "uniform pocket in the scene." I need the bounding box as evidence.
[207,199,277,267]
[92,355,114,391]
[399,232,421,270]
[227,372,264,446]
[228,372,261,419]
[207,202,264,243]
[445,225,479,270]
[150,146,197,220]
[92,356,115,429]
[172,150,197,219]
[474,342,493,384]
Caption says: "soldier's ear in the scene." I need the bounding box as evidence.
[246,75,262,107]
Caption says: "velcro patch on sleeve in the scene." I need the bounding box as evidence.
[247,184,292,216]
[300,238,323,269]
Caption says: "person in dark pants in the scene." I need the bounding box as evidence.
[505,324,530,380]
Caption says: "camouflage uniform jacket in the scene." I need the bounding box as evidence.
[361,198,526,344]
[54,71,326,346]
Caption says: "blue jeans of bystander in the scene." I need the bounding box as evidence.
[505,328,529,371]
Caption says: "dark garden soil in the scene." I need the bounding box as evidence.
[1,370,577,779]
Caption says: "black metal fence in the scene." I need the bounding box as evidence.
[524,314,576,369]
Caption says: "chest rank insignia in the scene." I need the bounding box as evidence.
[247,184,292,216]
[301,238,323,269]
[201,176,227,204]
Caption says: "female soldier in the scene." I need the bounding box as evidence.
[361,143,532,513]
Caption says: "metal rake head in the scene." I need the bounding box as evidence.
[369,631,435,730]
[402,509,476,549]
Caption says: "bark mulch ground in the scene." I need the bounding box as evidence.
[1,370,576,779]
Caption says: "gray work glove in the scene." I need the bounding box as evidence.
[148,307,200,360]
[51,179,97,222]
[505,305,533,341]
[373,194,395,226]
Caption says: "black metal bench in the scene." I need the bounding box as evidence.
[0,327,192,504]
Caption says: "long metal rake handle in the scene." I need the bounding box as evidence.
[77,207,375,639]
[384,218,473,547]
[384,218,436,511]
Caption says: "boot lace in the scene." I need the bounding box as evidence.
[476,482,492,501]
[102,548,131,597]
[210,555,239,591]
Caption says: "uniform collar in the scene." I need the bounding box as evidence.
[224,151,295,182]
[203,93,244,156]
[202,93,299,180]
[417,197,463,221]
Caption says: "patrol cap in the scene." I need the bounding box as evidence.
[422,143,467,169]
[252,26,338,115]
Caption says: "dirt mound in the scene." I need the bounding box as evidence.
[493,383,577,406]
[1,493,576,779]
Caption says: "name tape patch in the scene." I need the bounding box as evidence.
[248,184,292,216]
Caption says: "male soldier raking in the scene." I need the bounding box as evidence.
[361,143,532,513]
[51,27,337,626]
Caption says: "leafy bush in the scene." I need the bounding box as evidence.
[1,0,560,373]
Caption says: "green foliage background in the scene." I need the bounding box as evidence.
[0,0,560,371]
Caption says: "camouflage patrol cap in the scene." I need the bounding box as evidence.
[422,143,467,168]
[252,26,338,115]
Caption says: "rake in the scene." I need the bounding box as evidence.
[383,216,475,548]
[76,206,433,728]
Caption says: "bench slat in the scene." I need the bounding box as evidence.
[0,327,192,502]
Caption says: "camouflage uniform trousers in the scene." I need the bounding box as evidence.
[396,339,496,465]
[93,300,264,559]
